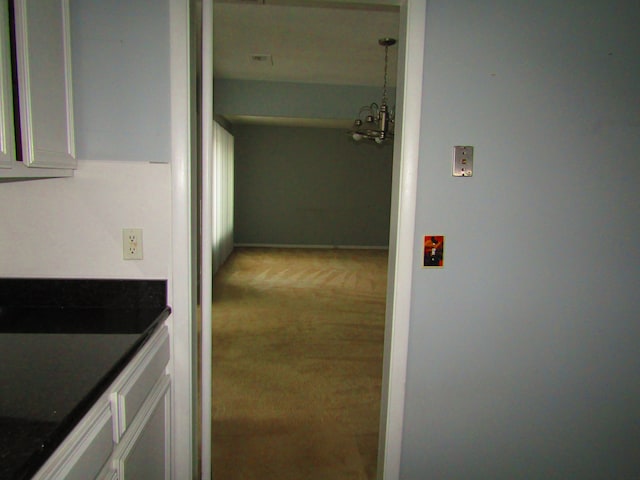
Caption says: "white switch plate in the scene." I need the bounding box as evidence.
[123,228,143,260]
[453,146,474,177]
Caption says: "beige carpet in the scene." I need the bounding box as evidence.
[211,247,388,479]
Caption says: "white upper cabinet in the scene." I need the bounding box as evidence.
[13,0,76,169]
[0,0,15,168]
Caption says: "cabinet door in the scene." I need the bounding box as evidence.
[0,0,15,168]
[96,464,118,480]
[13,0,75,168]
[113,375,171,480]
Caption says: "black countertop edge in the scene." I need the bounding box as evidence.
[13,306,171,480]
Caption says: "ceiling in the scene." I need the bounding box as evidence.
[213,0,401,126]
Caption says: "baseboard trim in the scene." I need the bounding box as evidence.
[234,243,389,251]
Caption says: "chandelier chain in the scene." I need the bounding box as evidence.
[382,44,389,105]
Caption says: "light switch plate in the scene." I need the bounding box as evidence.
[453,146,473,177]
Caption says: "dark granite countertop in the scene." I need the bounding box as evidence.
[0,279,170,480]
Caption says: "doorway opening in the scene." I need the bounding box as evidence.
[199,1,426,478]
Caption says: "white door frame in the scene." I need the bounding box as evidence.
[169,0,197,478]
[200,0,214,478]
[377,1,426,478]
[190,1,427,479]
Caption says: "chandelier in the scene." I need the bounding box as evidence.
[349,37,396,144]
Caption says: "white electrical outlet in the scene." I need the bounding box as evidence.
[123,228,143,260]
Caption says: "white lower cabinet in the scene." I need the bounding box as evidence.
[32,325,171,480]
[32,403,114,480]
[96,467,118,480]
[110,376,171,480]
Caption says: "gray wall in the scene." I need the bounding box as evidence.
[215,79,396,121]
[70,0,171,162]
[234,124,393,247]
[401,0,640,478]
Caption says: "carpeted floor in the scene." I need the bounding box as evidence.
[211,247,388,479]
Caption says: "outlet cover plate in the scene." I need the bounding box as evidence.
[453,145,473,177]
[123,228,143,260]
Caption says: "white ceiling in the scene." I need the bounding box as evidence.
[213,0,401,88]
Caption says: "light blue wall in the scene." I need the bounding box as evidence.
[401,1,640,478]
[215,79,396,121]
[70,0,171,162]
[234,124,393,247]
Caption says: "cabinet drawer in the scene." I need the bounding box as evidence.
[111,326,169,441]
[33,402,113,480]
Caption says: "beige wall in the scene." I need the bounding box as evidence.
[0,160,171,278]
